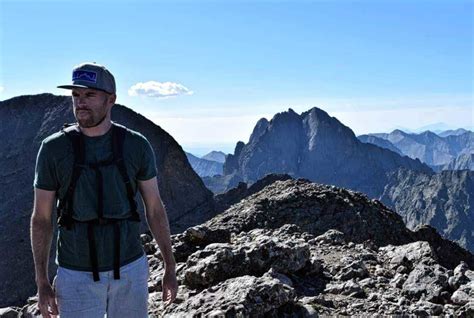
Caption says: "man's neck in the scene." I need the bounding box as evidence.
[79,120,113,137]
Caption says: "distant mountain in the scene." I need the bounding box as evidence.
[357,134,403,155]
[363,129,474,168]
[0,94,215,307]
[380,168,474,252]
[413,122,454,134]
[219,107,432,198]
[438,128,471,137]
[185,152,224,177]
[202,151,226,163]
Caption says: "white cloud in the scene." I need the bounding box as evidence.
[0,86,4,93]
[128,81,193,98]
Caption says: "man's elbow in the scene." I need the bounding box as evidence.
[145,201,167,219]
[31,208,54,229]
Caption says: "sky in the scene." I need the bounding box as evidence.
[1,0,473,155]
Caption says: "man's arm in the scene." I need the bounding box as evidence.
[138,177,177,305]
[31,188,58,317]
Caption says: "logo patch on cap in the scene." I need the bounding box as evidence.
[73,70,97,83]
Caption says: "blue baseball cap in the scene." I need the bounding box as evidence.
[58,62,116,94]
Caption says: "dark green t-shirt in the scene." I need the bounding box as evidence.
[34,122,157,271]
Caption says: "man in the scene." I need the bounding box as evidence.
[31,62,178,318]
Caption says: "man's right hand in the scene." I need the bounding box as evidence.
[37,282,59,318]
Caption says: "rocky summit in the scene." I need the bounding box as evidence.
[11,179,474,317]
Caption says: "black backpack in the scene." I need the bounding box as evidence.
[56,122,141,281]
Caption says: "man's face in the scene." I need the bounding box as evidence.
[72,88,115,128]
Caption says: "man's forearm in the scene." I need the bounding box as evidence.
[145,204,176,270]
[31,216,54,285]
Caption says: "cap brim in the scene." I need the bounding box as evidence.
[57,84,91,90]
[57,85,113,94]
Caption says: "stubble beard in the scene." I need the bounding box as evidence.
[74,100,108,128]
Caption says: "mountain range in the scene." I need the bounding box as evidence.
[358,129,473,170]
[202,107,473,253]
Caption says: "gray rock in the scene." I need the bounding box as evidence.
[184,226,310,289]
[390,273,408,289]
[409,300,444,316]
[334,259,369,281]
[374,264,393,278]
[402,263,449,303]
[455,300,474,317]
[452,290,470,306]
[451,281,474,306]
[449,261,471,290]
[315,229,346,245]
[19,303,40,318]
[162,275,296,317]
[325,279,366,298]
[379,241,435,270]
[0,307,20,318]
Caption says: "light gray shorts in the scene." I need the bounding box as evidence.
[53,255,149,318]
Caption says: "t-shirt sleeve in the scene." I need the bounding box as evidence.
[33,141,59,191]
[136,137,158,181]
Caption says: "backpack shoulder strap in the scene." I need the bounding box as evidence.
[57,123,86,228]
[111,123,139,218]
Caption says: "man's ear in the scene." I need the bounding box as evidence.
[109,93,117,105]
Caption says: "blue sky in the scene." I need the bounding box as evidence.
[1,0,473,155]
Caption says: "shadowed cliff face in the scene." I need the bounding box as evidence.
[380,168,474,252]
[0,93,215,307]
[15,178,474,317]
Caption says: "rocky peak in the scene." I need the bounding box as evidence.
[201,151,226,163]
[265,107,303,133]
[389,129,409,143]
[248,118,269,144]
[223,141,246,175]
[301,107,356,152]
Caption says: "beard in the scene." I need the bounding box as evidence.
[74,101,108,128]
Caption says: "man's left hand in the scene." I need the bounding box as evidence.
[162,268,178,306]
